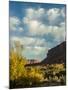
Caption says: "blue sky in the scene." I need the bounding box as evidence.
[9,1,66,61]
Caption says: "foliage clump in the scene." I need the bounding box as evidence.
[10,50,44,88]
[10,45,66,88]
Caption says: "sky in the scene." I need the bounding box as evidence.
[9,1,66,61]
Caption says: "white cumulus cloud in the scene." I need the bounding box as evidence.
[10,36,48,47]
[10,16,24,32]
[10,16,21,31]
[22,7,66,43]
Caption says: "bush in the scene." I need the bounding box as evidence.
[10,50,44,88]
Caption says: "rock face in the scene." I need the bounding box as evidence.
[25,41,66,67]
[27,59,40,64]
[41,41,66,64]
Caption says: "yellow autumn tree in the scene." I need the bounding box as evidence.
[10,44,44,88]
[10,50,28,80]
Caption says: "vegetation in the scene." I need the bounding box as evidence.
[10,45,66,88]
[10,49,44,88]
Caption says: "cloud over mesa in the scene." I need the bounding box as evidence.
[10,3,66,60]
